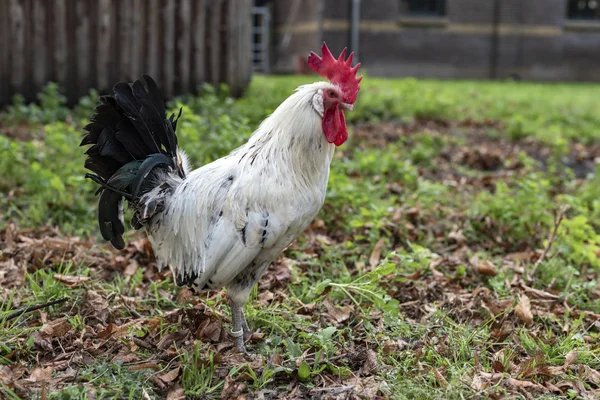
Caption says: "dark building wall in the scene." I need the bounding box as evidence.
[270,0,600,82]
[447,0,494,23]
[271,0,322,72]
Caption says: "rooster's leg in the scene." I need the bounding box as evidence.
[241,311,251,341]
[230,300,248,353]
[228,262,269,351]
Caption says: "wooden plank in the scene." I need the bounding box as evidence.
[45,0,55,86]
[147,0,159,80]
[86,0,98,91]
[65,0,78,101]
[96,0,111,91]
[22,0,34,101]
[240,0,252,93]
[209,0,223,85]
[162,0,175,97]
[9,0,25,95]
[130,0,142,79]
[108,0,120,86]
[228,0,251,96]
[119,0,132,81]
[75,0,89,97]
[32,0,47,91]
[54,0,67,85]
[0,0,251,106]
[226,0,237,94]
[177,0,191,94]
[191,0,206,90]
[0,0,9,104]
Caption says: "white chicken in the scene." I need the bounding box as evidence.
[82,43,362,352]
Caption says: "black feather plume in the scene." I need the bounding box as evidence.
[81,75,184,250]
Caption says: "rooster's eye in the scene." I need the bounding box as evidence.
[328,90,336,97]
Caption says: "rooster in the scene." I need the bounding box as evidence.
[82,43,362,352]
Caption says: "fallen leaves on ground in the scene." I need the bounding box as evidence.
[3,120,600,399]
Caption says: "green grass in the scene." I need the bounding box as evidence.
[1,76,600,399]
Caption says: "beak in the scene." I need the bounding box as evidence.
[340,102,354,112]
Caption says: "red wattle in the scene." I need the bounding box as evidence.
[322,104,348,146]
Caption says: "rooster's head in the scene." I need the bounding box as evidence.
[307,43,362,146]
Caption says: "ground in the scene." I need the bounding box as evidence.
[1,76,600,399]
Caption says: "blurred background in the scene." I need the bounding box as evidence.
[1,0,599,107]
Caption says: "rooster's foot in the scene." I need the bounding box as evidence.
[230,328,247,353]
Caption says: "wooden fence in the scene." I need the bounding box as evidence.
[0,0,252,107]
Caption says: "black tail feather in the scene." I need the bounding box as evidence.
[113,82,164,154]
[85,173,133,199]
[130,154,173,199]
[132,75,178,155]
[115,119,152,159]
[98,189,126,249]
[81,75,184,249]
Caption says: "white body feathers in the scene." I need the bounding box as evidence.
[145,82,336,303]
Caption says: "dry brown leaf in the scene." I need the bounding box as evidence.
[491,359,505,373]
[123,260,139,277]
[176,288,194,305]
[521,284,560,301]
[448,228,466,245]
[471,374,486,391]
[85,290,108,311]
[515,294,533,325]
[159,367,181,383]
[506,251,536,262]
[220,376,247,399]
[0,365,15,385]
[564,349,577,368]
[39,318,72,338]
[401,270,421,281]
[390,208,402,223]
[102,318,145,339]
[433,368,448,389]
[258,290,274,305]
[476,260,497,277]
[325,301,353,323]
[382,340,398,355]
[361,349,378,375]
[506,376,547,392]
[545,381,562,393]
[198,320,222,342]
[472,372,547,393]
[315,234,333,246]
[25,367,53,383]
[297,300,316,314]
[483,297,513,317]
[98,323,115,340]
[166,385,186,400]
[311,218,325,229]
[580,365,600,384]
[112,352,139,363]
[274,263,291,282]
[157,330,189,349]
[129,363,161,371]
[369,239,385,269]
[271,352,284,366]
[52,274,90,287]
[350,375,384,397]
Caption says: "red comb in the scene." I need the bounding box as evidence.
[307,42,362,104]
